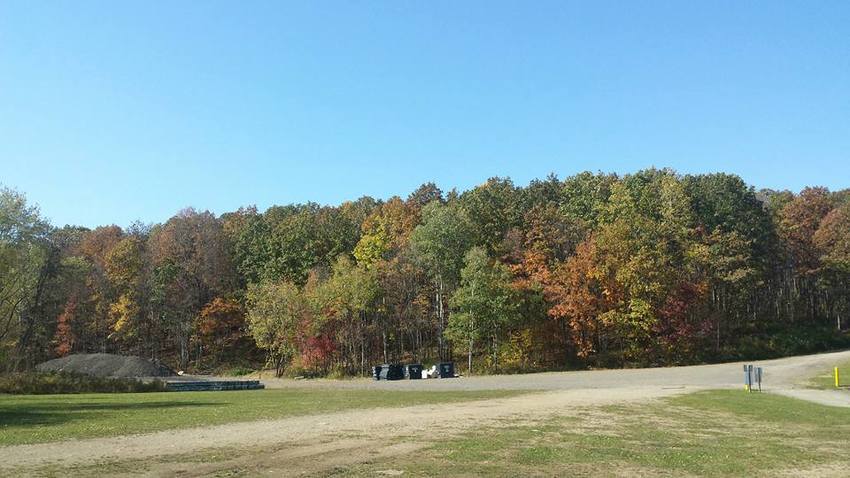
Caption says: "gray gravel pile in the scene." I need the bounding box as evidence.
[36,353,175,378]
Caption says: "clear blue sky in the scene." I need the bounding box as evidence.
[1,1,848,228]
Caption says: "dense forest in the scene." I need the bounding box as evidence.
[2,169,849,376]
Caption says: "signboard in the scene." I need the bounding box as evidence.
[743,364,763,392]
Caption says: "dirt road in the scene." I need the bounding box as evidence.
[258,349,850,392]
[3,350,849,476]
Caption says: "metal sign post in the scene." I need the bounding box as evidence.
[743,364,763,392]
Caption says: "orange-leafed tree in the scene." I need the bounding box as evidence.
[546,237,613,360]
[54,298,78,357]
[813,203,850,330]
[779,187,834,276]
[194,297,246,367]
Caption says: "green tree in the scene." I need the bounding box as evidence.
[409,201,474,359]
[0,187,50,370]
[246,280,308,376]
[311,256,378,372]
[459,177,523,253]
[448,247,520,373]
[560,171,617,228]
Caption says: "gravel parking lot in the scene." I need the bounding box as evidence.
[256,349,850,394]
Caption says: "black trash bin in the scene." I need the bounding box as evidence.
[405,364,422,379]
[438,362,455,378]
[380,363,404,380]
[372,365,383,380]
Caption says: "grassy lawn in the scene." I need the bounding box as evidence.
[0,388,519,446]
[807,358,850,390]
[8,388,850,477]
[345,390,850,477]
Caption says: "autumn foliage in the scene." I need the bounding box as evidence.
[2,170,849,375]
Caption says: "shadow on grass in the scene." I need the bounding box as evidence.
[0,401,219,427]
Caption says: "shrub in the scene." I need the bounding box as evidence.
[0,372,166,395]
[719,326,850,362]
[222,366,255,377]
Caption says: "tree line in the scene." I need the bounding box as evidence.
[2,169,849,375]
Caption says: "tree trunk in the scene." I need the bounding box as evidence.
[468,337,473,375]
[382,330,388,364]
[437,277,445,360]
[360,322,365,375]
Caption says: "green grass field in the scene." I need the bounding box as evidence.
[0,388,518,446]
[344,390,850,477]
[5,382,850,476]
[20,388,849,477]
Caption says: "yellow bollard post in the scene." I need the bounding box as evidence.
[836,367,840,388]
